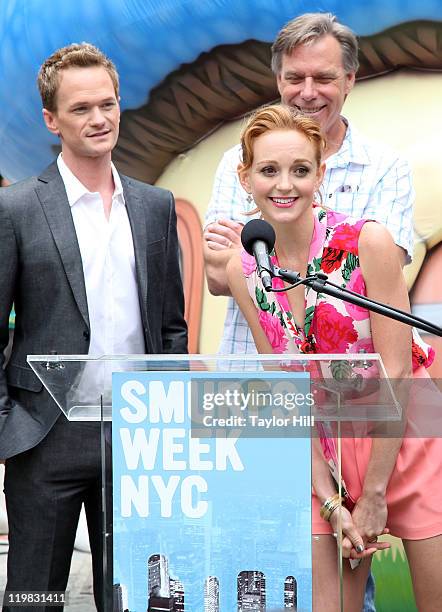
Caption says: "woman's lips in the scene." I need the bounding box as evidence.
[269,196,298,208]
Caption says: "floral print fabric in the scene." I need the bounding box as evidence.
[241,205,435,371]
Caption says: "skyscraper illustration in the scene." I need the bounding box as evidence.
[148,596,174,612]
[113,583,124,612]
[204,576,220,612]
[148,554,170,598]
[170,577,185,611]
[237,571,266,612]
[146,553,187,612]
[284,576,297,609]
[113,582,129,612]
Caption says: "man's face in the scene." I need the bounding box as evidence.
[276,35,355,138]
[43,66,120,163]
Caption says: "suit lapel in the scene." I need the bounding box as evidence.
[121,176,154,351]
[35,163,90,329]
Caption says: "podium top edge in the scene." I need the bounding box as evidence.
[27,353,382,362]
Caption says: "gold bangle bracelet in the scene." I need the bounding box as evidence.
[320,502,340,522]
[320,494,343,522]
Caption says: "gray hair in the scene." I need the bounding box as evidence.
[271,13,359,75]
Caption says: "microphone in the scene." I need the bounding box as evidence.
[241,219,276,291]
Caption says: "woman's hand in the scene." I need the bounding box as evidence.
[351,491,388,546]
[329,503,390,560]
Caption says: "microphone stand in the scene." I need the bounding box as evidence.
[264,262,440,583]
[266,266,442,337]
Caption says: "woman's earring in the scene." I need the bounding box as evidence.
[246,194,253,204]
[314,186,324,205]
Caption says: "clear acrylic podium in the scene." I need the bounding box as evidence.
[27,353,401,612]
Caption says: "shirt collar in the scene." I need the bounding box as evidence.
[326,117,371,168]
[57,153,124,207]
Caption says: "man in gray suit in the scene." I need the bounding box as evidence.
[0,43,187,611]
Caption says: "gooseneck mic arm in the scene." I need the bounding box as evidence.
[240,219,442,337]
[275,268,442,337]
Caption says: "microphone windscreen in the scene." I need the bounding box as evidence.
[241,219,276,255]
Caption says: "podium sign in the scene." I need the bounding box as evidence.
[27,353,401,612]
[112,369,313,612]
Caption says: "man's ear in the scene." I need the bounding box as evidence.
[275,68,285,97]
[344,71,356,95]
[238,163,252,195]
[316,162,326,191]
[42,108,60,136]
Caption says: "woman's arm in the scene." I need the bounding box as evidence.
[311,438,387,559]
[228,250,388,558]
[226,252,275,354]
[351,221,412,541]
[360,221,412,378]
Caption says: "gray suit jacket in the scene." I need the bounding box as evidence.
[0,162,187,458]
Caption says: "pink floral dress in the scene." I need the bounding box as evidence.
[241,205,434,369]
[241,206,442,539]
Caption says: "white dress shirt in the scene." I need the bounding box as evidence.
[57,154,145,358]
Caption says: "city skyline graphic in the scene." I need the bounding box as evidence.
[114,560,299,611]
[113,371,312,611]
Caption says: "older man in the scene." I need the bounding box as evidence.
[204,13,413,355]
[203,13,415,612]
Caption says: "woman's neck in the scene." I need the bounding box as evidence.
[272,210,315,272]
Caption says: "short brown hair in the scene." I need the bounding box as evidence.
[271,12,359,76]
[240,104,326,173]
[37,42,119,111]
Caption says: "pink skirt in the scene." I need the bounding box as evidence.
[312,367,442,540]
